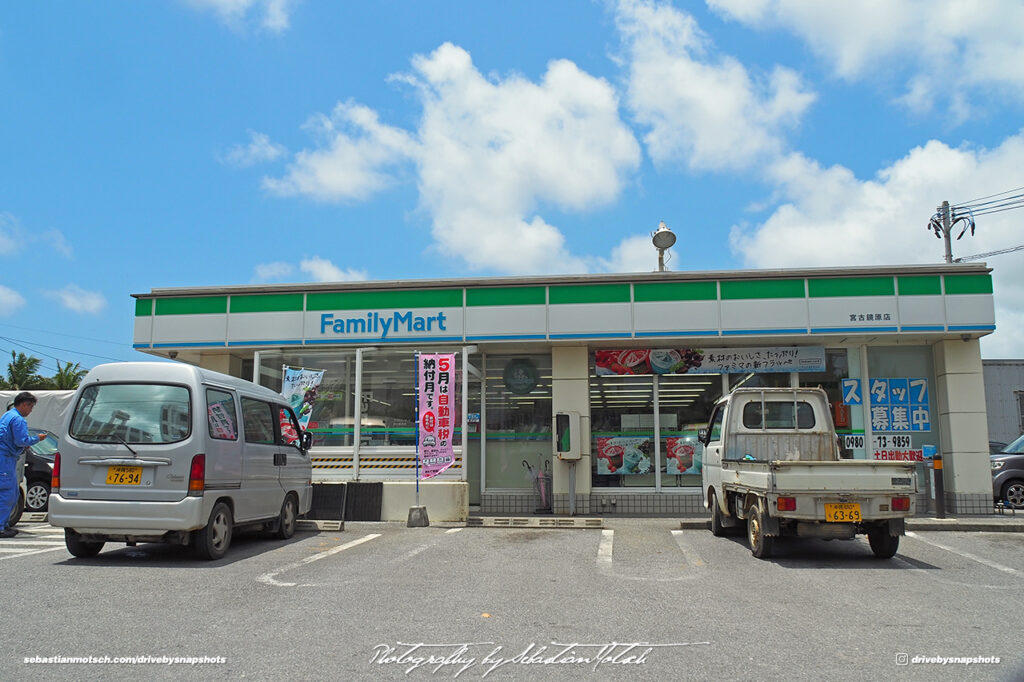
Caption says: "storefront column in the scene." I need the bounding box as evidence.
[933,338,992,514]
[551,346,591,514]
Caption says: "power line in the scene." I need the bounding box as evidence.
[954,244,1024,262]
[955,185,1024,207]
[0,322,128,347]
[0,335,122,362]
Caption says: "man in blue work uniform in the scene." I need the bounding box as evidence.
[0,392,47,538]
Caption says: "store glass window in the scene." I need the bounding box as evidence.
[658,373,722,488]
[259,351,357,447]
[484,355,551,489]
[799,349,853,455]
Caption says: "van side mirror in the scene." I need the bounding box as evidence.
[697,428,708,445]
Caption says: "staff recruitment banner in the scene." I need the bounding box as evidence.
[417,353,457,479]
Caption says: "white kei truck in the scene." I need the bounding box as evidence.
[699,387,918,559]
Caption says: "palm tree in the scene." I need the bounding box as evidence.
[52,360,88,389]
[5,351,46,390]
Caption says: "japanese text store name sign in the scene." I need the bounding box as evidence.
[417,353,456,479]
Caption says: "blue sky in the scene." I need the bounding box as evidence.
[2,0,1024,376]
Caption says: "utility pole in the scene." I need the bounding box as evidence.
[940,200,953,264]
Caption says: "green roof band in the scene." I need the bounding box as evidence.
[721,279,804,300]
[155,296,227,316]
[808,277,895,298]
[466,286,546,307]
[307,289,463,311]
[897,276,941,296]
[634,281,717,302]
[549,283,631,304]
[135,299,153,316]
[944,273,993,295]
[230,293,304,313]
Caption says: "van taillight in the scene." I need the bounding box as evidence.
[891,496,910,511]
[51,452,60,493]
[776,497,797,511]
[188,455,205,496]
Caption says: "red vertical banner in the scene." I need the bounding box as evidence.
[417,353,457,479]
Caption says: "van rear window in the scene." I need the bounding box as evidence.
[742,401,815,429]
[70,384,191,444]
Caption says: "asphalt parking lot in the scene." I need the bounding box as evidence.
[3,516,1023,681]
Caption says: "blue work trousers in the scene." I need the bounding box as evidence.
[0,456,17,530]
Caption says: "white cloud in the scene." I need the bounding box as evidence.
[729,131,1024,356]
[408,43,640,274]
[223,131,286,168]
[0,285,25,315]
[266,42,641,274]
[185,0,294,33]
[616,0,815,171]
[45,284,106,314]
[707,0,1024,118]
[0,213,20,255]
[263,102,416,202]
[253,261,294,281]
[598,233,665,273]
[299,257,367,282]
[41,230,72,258]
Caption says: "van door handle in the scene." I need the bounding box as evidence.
[274,453,286,466]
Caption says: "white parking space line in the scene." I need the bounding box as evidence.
[0,540,65,546]
[445,528,462,534]
[670,530,705,567]
[905,531,1022,577]
[257,533,382,588]
[597,529,614,565]
[0,546,65,560]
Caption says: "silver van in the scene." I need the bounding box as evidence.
[49,362,312,560]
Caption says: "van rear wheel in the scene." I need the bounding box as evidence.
[194,502,233,560]
[275,494,298,540]
[65,529,104,558]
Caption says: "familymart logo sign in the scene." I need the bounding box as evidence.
[319,311,450,340]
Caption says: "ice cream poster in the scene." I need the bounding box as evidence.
[281,366,325,430]
[665,436,702,475]
[596,437,652,475]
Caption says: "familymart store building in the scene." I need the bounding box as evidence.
[132,264,997,521]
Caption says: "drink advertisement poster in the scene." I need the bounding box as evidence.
[417,353,456,479]
[282,366,325,430]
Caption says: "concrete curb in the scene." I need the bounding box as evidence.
[679,515,1024,532]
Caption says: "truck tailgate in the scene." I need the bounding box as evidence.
[769,460,917,494]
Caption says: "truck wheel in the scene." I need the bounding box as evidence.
[709,491,727,537]
[867,526,900,559]
[65,529,104,558]
[194,502,233,560]
[747,505,774,559]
